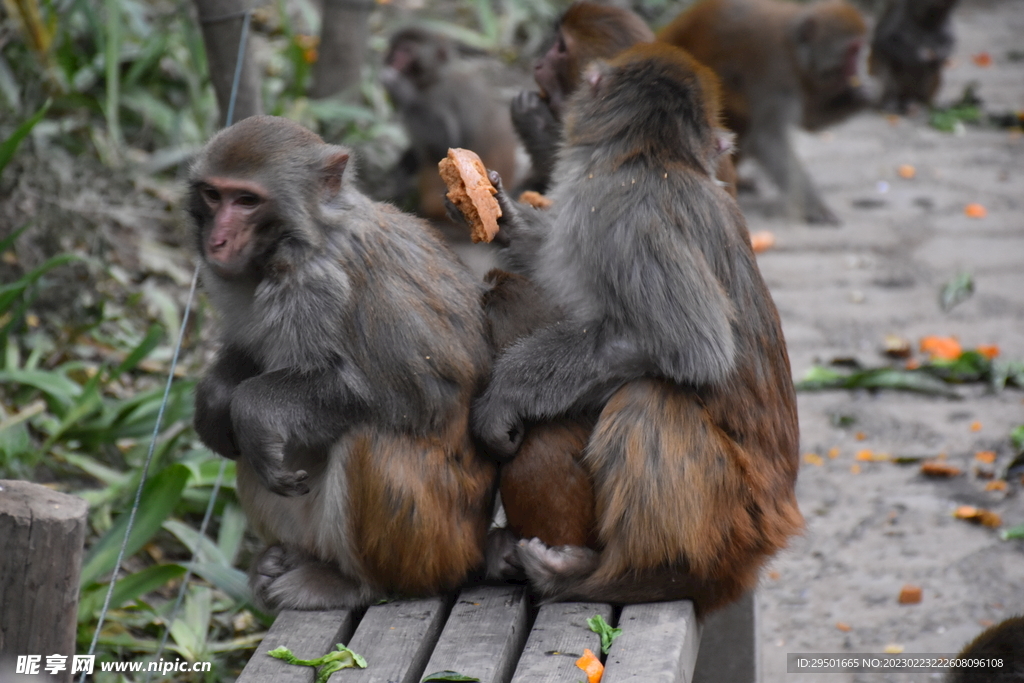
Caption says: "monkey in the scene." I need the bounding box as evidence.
[480,269,598,552]
[188,115,496,611]
[512,1,738,197]
[382,27,518,225]
[946,616,1024,683]
[456,43,803,614]
[869,0,959,113]
[659,0,869,224]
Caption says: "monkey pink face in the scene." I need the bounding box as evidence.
[198,178,267,278]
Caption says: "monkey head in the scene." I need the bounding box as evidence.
[188,116,350,280]
[534,1,654,119]
[563,43,733,181]
[383,27,451,94]
[789,1,867,104]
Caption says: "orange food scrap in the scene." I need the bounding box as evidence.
[954,505,1002,527]
[976,345,1000,359]
[985,480,1008,492]
[920,336,962,360]
[804,453,823,466]
[576,648,604,683]
[972,52,992,67]
[769,570,781,580]
[886,114,901,125]
[828,447,840,459]
[750,230,776,253]
[975,451,997,464]
[885,644,906,654]
[898,585,923,604]
[518,190,553,209]
[970,421,982,432]
[850,464,861,474]
[897,164,916,179]
[856,449,888,462]
[905,358,921,370]
[965,203,987,218]
[921,461,962,477]
[836,622,852,632]
[855,431,867,441]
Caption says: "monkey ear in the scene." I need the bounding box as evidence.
[321,148,350,199]
[714,129,734,157]
[584,63,603,91]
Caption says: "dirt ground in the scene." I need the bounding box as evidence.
[740,0,1024,680]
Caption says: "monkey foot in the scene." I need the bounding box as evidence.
[516,537,599,591]
[251,544,380,611]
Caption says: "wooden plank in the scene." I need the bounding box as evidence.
[238,610,355,683]
[331,596,450,683]
[692,592,757,683]
[602,601,701,683]
[510,602,613,683]
[420,586,529,683]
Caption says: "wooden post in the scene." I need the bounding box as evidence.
[0,480,88,683]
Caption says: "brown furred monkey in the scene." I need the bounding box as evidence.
[870,0,959,113]
[188,116,496,611]
[659,0,868,224]
[382,27,518,223]
[465,43,803,614]
[513,1,737,196]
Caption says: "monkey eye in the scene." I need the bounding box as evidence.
[201,186,221,204]
[556,37,567,54]
[237,193,261,207]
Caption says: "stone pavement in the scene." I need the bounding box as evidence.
[748,0,1024,679]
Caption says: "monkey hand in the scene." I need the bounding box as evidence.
[472,386,525,460]
[511,91,559,164]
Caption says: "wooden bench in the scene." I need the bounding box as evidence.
[236,588,756,683]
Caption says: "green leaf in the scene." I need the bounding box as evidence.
[939,272,974,312]
[0,99,51,173]
[587,614,622,655]
[80,463,190,586]
[422,672,481,682]
[1010,425,1024,454]
[78,563,186,621]
[0,368,83,403]
[112,324,163,376]
[190,562,251,605]
[268,643,368,681]
[1000,524,1024,541]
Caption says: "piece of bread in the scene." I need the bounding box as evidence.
[438,148,502,243]
[518,190,553,209]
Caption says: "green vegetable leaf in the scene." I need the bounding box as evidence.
[587,614,622,655]
[939,272,974,312]
[268,643,367,682]
[422,671,481,682]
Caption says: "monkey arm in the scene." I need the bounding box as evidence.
[230,362,372,497]
[194,345,262,459]
[510,91,561,193]
[472,321,649,459]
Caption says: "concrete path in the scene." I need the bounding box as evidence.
[750,0,1024,679]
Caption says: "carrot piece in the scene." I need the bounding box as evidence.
[576,648,604,683]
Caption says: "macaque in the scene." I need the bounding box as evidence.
[462,44,803,614]
[947,616,1024,683]
[382,27,518,223]
[660,0,869,224]
[481,270,598,550]
[514,1,737,197]
[188,116,496,611]
[870,0,959,112]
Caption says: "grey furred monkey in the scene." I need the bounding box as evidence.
[188,115,495,611]
[457,43,802,613]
